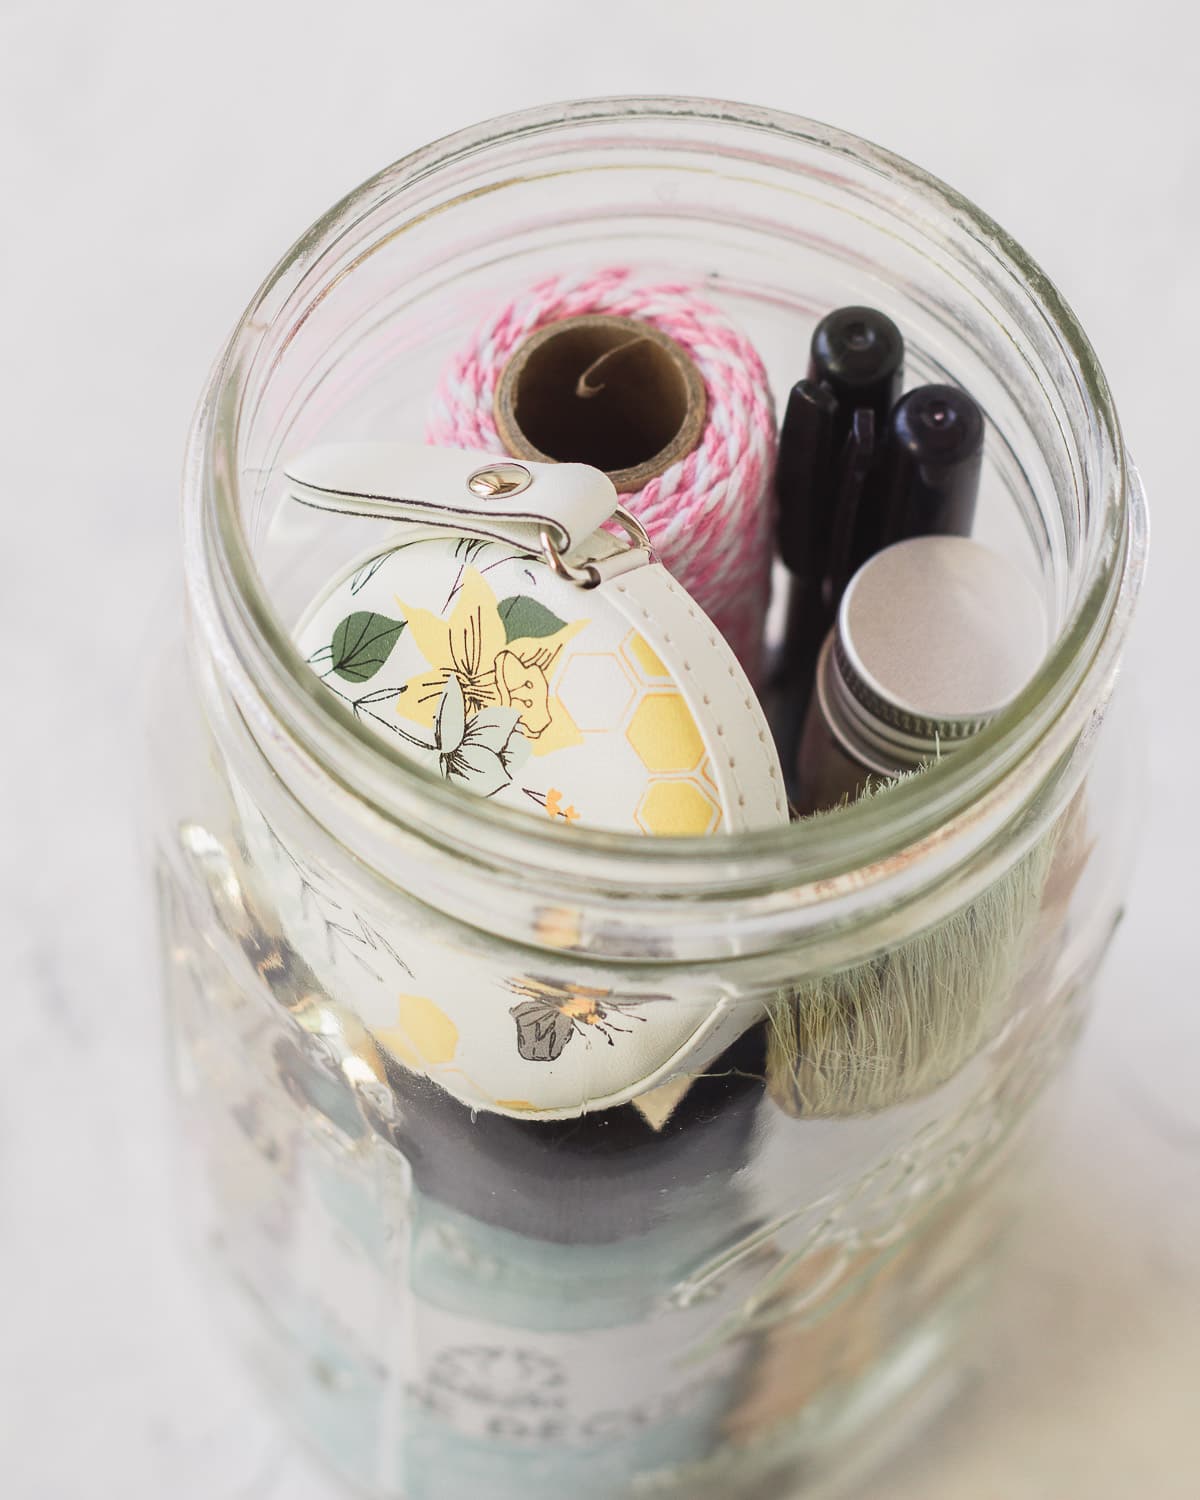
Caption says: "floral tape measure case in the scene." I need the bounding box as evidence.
[264,444,787,1118]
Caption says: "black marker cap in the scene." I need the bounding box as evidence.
[809,306,905,441]
[878,384,984,543]
[776,378,839,577]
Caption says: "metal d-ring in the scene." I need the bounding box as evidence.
[539,506,652,589]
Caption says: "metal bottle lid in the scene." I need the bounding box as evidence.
[818,535,1047,775]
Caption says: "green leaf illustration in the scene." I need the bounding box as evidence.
[497,595,567,642]
[330,612,405,683]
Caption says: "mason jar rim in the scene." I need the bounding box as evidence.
[184,95,1146,916]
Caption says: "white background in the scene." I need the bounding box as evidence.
[2,3,1197,1496]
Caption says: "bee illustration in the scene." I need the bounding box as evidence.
[506,977,672,1063]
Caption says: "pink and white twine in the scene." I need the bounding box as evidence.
[426,267,777,677]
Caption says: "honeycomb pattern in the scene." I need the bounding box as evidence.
[635,780,721,836]
[556,652,636,731]
[540,628,726,835]
[624,632,671,680]
[626,694,705,773]
[374,993,459,1072]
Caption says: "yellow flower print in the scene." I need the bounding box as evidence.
[544,788,580,823]
[395,567,584,756]
[397,567,506,721]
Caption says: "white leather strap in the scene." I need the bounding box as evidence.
[601,562,789,829]
[284,442,620,555]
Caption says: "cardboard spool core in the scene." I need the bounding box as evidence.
[494,314,707,493]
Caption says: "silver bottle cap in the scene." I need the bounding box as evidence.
[819,535,1047,774]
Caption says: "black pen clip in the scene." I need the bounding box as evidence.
[823,406,876,611]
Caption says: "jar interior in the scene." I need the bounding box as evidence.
[232,114,1099,670]
[169,109,1141,1500]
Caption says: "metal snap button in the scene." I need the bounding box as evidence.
[466,462,532,499]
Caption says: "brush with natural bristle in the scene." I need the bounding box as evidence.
[767,779,1082,1119]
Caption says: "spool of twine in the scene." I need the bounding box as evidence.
[426,267,777,677]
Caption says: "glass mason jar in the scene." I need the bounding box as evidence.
[152,98,1147,1499]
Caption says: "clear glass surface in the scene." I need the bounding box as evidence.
[153,97,1147,1499]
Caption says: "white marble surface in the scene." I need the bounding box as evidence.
[2,3,1198,1496]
